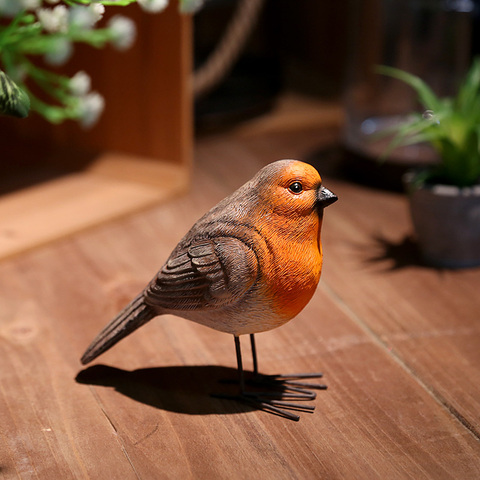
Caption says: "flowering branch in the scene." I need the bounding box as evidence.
[0,0,203,126]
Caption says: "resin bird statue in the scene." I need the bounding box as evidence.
[81,159,337,420]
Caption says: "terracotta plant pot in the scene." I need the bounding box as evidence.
[404,172,480,269]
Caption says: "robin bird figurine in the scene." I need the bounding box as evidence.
[81,159,337,420]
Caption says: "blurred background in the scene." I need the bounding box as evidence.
[194,0,349,128]
[1,0,479,199]
[194,0,479,189]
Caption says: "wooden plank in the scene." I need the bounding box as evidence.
[0,154,189,261]
[1,230,480,479]
[320,178,480,436]
[231,94,343,137]
[1,139,480,478]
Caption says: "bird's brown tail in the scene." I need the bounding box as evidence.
[81,294,155,365]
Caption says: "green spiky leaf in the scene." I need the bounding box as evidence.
[377,59,480,187]
[376,65,442,111]
[0,70,30,118]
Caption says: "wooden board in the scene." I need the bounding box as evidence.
[320,179,480,435]
[1,116,480,478]
[0,153,189,261]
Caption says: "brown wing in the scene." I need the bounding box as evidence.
[144,236,258,311]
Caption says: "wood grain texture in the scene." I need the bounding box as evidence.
[1,103,480,479]
[0,154,189,261]
[321,179,480,436]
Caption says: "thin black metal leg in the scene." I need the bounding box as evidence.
[234,335,245,393]
[212,334,326,422]
[250,334,258,376]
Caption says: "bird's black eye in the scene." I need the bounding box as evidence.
[288,181,303,194]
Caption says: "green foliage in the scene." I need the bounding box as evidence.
[378,59,480,187]
[0,0,203,125]
[0,69,30,117]
[0,2,132,125]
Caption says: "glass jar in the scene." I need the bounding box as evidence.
[343,0,476,169]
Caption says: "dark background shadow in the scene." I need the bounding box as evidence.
[76,364,255,416]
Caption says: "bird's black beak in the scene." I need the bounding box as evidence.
[317,185,338,209]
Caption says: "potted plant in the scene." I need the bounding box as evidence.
[378,59,480,268]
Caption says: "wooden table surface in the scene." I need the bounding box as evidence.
[1,101,480,479]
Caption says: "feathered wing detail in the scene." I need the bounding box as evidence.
[81,294,155,365]
[81,236,259,364]
[144,236,259,312]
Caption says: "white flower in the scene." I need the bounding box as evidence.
[37,5,69,33]
[69,3,105,30]
[0,0,22,16]
[44,38,73,65]
[108,15,136,51]
[69,71,91,96]
[21,0,41,10]
[0,0,40,15]
[91,3,105,21]
[77,92,105,128]
[138,0,169,13]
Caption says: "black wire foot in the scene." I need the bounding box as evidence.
[212,391,315,421]
[215,372,327,421]
[248,372,327,397]
[218,335,327,421]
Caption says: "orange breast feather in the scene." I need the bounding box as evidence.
[259,214,323,322]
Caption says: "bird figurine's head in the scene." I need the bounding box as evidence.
[254,159,337,219]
